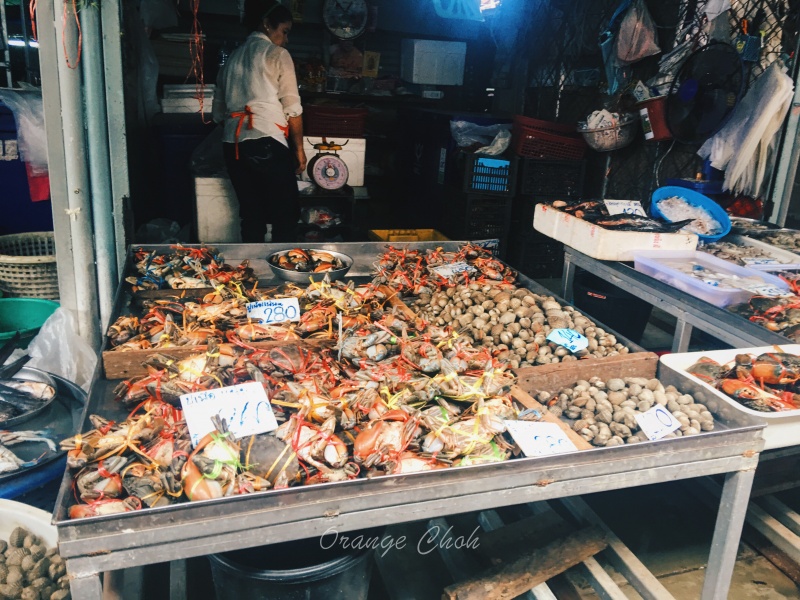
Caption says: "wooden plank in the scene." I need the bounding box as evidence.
[476,509,574,563]
[742,522,800,587]
[102,339,335,379]
[510,386,593,451]
[513,352,659,395]
[441,526,608,600]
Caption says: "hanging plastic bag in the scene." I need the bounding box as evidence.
[599,0,633,95]
[27,308,98,392]
[0,90,48,171]
[616,0,661,65]
[449,120,511,149]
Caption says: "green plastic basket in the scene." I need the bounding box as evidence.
[0,298,59,348]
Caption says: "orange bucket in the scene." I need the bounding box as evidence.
[638,96,671,142]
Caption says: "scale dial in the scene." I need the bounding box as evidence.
[322,0,368,40]
[309,153,349,190]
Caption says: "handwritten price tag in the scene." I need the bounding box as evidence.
[635,406,680,441]
[246,298,301,324]
[432,262,477,279]
[546,328,589,353]
[180,382,279,447]
[504,421,578,457]
[604,199,647,217]
[742,258,780,266]
[749,285,788,297]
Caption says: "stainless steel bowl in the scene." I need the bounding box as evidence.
[266,249,353,283]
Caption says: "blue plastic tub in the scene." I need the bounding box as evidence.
[651,186,731,242]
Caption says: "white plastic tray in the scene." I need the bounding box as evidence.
[0,499,57,547]
[533,204,698,261]
[726,234,800,271]
[659,346,800,450]
[633,250,790,307]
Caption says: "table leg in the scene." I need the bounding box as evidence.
[671,318,692,353]
[170,559,187,600]
[562,255,576,303]
[701,468,756,600]
[67,564,103,600]
[101,570,124,600]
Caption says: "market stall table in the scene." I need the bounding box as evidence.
[55,243,765,600]
[561,247,792,352]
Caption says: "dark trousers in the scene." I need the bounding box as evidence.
[223,137,299,243]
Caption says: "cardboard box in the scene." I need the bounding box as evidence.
[401,39,466,86]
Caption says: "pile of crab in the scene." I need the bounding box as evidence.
[61,314,528,518]
[107,278,393,350]
[372,243,516,295]
[126,245,258,292]
[728,292,800,342]
[687,350,800,412]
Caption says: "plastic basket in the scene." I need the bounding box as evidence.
[0,232,59,300]
[578,117,639,152]
[464,194,513,241]
[520,159,585,197]
[304,106,368,138]
[462,154,518,196]
[511,115,587,160]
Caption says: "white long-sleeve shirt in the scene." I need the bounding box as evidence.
[212,31,303,147]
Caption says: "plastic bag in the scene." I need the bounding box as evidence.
[27,308,98,392]
[474,130,511,155]
[450,120,511,148]
[301,207,342,229]
[616,0,661,65]
[598,0,632,95]
[0,90,48,170]
[191,126,227,177]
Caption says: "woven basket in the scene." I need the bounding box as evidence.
[0,232,59,300]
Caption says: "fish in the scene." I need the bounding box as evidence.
[0,380,56,401]
[0,430,56,473]
[0,383,46,414]
[585,214,696,233]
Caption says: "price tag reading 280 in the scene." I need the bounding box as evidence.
[246,298,301,325]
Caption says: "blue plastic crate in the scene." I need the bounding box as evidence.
[463,154,517,196]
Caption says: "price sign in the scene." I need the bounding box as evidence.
[432,262,477,279]
[749,285,789,297]
[180,382,279,447]
[604,200,647,217]
[742,258,780,266]
[635,405,680,441]
[504,421,578,457]
[246,298,301,324]
[546,328,588,353]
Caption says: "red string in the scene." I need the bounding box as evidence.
[29,0,37,40]
[62,0,82,69]
[188,0,210,124]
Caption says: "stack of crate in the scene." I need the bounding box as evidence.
[509,159,586,279]
[443,153,518,258]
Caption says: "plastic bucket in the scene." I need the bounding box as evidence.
[638,97,671,142]
[573,269,652,345]
[208,531,378,600]
[0,298,59,348]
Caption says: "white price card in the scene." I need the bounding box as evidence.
[749,284,789,297]
[604,199,647,217]
[742,258,780,266]
[246,298,301,324]
[546,328,589,353]
[432,262,477,279]
[504,421,578,457]
[180,382,279,447]
[635,405,681,441]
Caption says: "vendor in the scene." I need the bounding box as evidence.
[212,0,306,243]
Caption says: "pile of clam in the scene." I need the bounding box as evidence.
[534,376,715,447]
[0,527,69,600]
[413,284,629,369]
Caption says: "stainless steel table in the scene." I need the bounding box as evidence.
[55,242,766,600]
[561,247,790,352]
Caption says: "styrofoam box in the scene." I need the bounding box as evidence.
[161,85,215,114]
[633,250,790,308]
[302,137,365,187]
[401,39,466,86]
[532,203,698,261]
[660,346,800,450]
[723,234,800,271]
[194,177,242,243]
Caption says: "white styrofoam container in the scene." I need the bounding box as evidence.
[400,39,466,86]
[194,177,242,243]
[660,347,800,450]
[0,499,57,548]
[721,234,800,271]
[633,250,790,308]
[163,84,216,98]
[161,85,215,113]
[301,136,366,187]
[532,203,698,261]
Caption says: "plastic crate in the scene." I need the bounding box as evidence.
[509,234,565,280]
[462,154,518,196]
[511,115,587,160]
[369,229,450,242]
[304,106,368,138]
[0,232,59,300]
[520,159,585,197]
[463,194,513,242]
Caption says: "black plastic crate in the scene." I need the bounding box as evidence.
[462,154,518,197]
[464,194,513,236]
[507,232,565,280]
[520,159,585,197]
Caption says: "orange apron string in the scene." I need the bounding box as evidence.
[230,105,255,160]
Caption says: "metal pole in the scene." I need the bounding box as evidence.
[54,0,100,347]
[100,0,130,274]
[18,1,31,85]
[80,3,116,331]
